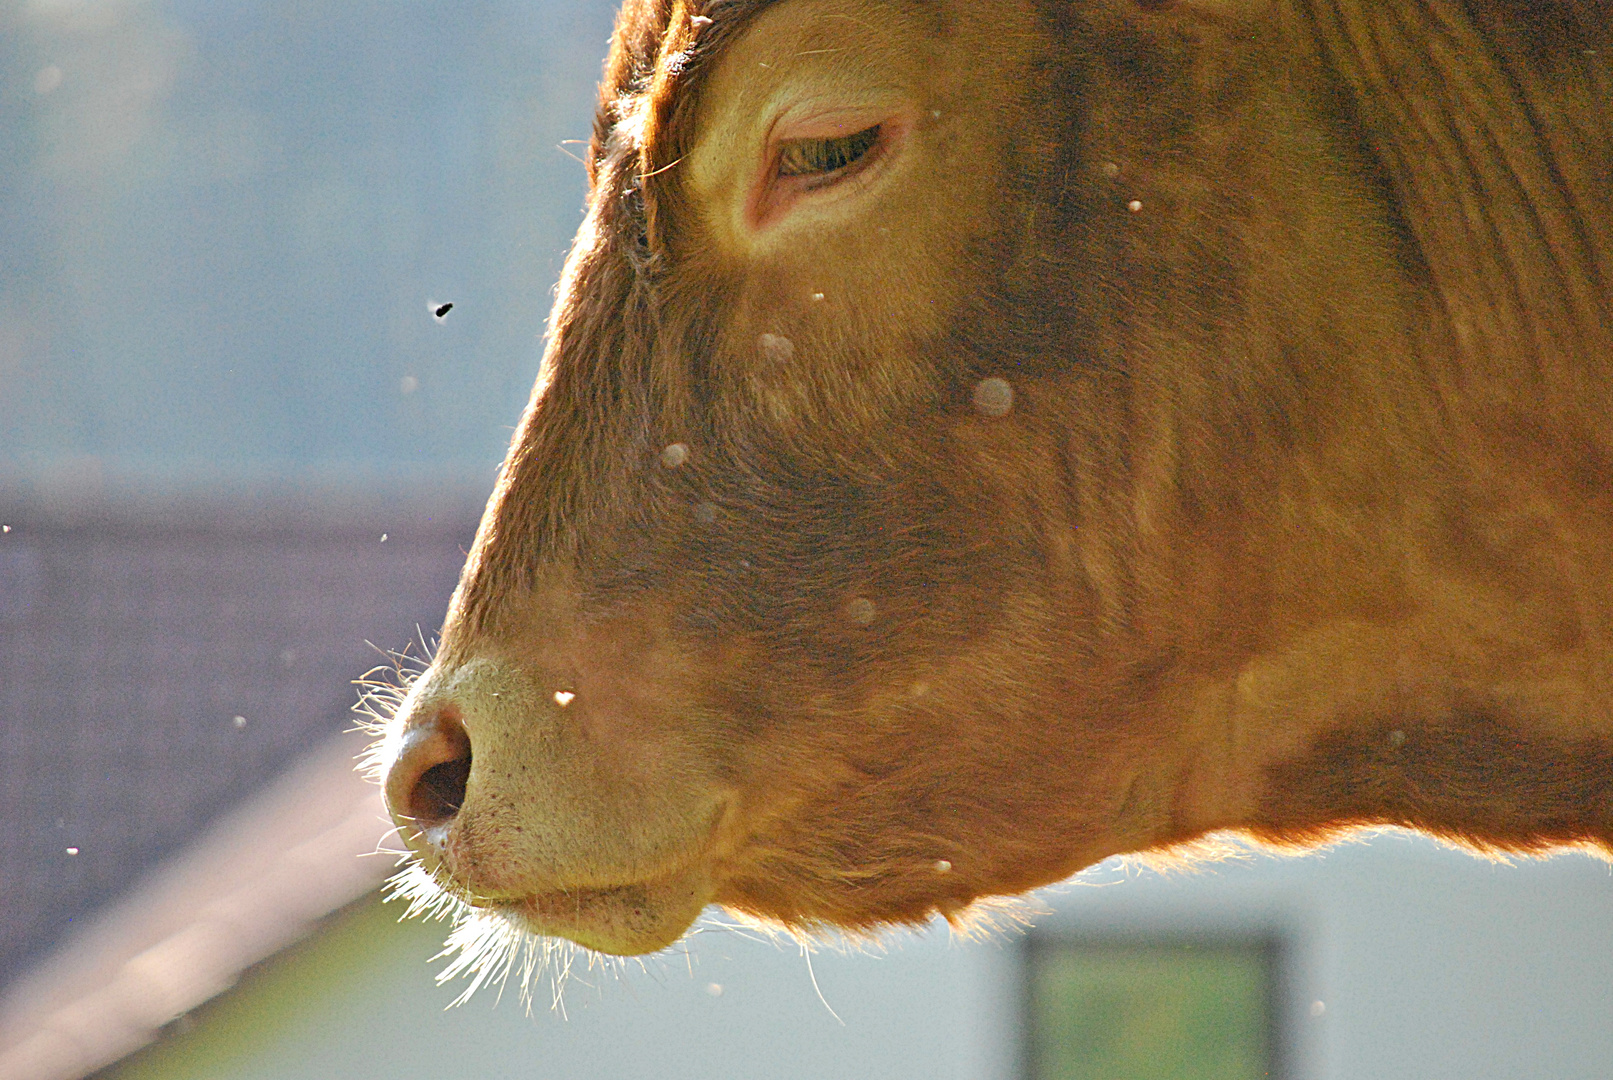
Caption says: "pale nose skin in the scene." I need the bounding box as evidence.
[383,705,472,855]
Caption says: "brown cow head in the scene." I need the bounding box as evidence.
[383,0,1100,956]
[375,0,1609,959]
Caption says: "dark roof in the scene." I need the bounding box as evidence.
[0,728,395,1080]
[0,483,480,993]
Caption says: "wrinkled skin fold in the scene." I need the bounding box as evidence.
[377,0,1613,956]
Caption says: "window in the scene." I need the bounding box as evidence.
[1027,936,1278,1080]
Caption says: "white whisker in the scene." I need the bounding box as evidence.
[801,944,843,1025]
[359,637,578,1011]
[382,863,580,1012]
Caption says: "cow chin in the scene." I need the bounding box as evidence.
[492,869,715,956]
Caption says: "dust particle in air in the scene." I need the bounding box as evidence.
[973,377,1014,417]
[758,334,795,363]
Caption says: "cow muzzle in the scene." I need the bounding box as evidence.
[376,654,729,954]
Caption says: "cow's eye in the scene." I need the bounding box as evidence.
[777,124,881,178]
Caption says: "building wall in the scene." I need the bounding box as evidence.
[102,833,1613,1080]
[101,887,1019,1080]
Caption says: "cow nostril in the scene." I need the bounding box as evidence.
[386,707,473,835]
[414,757,471,822]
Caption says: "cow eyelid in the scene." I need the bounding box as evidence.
[777,124,881,178]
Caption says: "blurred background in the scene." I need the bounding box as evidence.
[0,2,1610,1078]
[0,0,605,489]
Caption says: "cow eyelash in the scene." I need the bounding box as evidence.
[777,125,881,178]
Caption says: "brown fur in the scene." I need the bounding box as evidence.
[378,0,1613,955]
[1253,700,1613,852]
